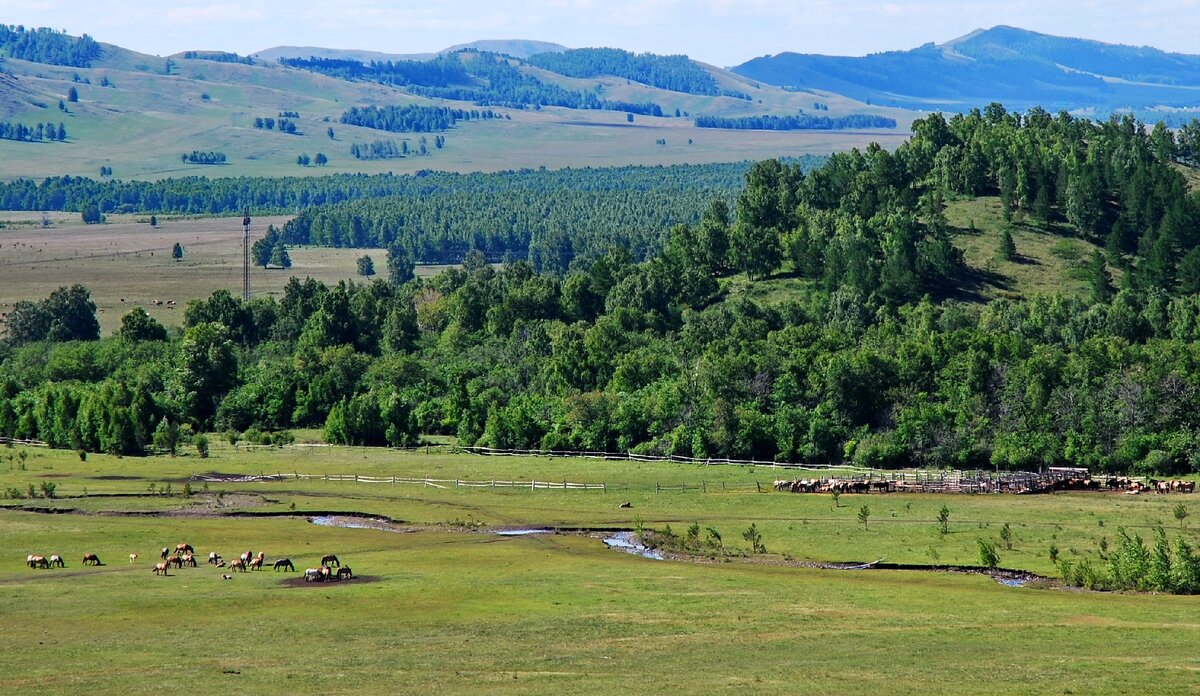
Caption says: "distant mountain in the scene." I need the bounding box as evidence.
[253,39,567,65]
[733,26,1200,113]
[252,46,435,64]
[440,40,567,59]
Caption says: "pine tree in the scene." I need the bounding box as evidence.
[998,227,1017,262]
[1088,250,1115,304]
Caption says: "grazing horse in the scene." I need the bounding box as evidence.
[273,558,295,572]
[240,550,254,565]
[129,553,138,564]
[247,556,264,571]
[175,543,194,556]
[335,566,353,581]
[228,559,247,572]
[166,555,183,569]
[152,562,169,576]
[304,568,324,582]
[320,554,340,568]
[208,552,221,566]
[48,554,64,568]
[160,547,170,561]
[181,553,197,568]
[27,555,49,569]
[82,553,102,566]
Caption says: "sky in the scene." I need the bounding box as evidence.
[4,0,1200,67]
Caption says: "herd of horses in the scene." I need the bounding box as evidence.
[25,543,352,581]
[773,475,1197,496]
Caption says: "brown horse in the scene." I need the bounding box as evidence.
[320,554,340,568]
[181,553,197,568]
[247,556,264,571]
[175,543,194,556]
[273,558,295,572]
[48,554,64,568]
[166,555,183,569]
[228,559,247,572]
[82,553,102,566]
[160,547,170,560]
[335,566,353,581]
[152,562,169,576]
[27,555,49,569]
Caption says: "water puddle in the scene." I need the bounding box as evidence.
[995,577,1028,588]
[602,531,664,560]
[494,528,553,536]
[310,515,379,530]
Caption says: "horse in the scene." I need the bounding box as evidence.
[304,568,324,582]
[48,554,64,568]
[208,552,221,566]
[160,547,170,561]
[152,562,169,576]
[166,555,183,569]
[320,554,340,568]
[175,543,194,556]
[247,556,264,571]
[228,559,247,572]
[82,553,102,566]
[27,555,49,569]
[181,553,197,568]
[240,550,253,565]
[273,558,295,572]
[335,566,353,581]
[129,553,138,564]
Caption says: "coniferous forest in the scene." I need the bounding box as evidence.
[4,106,1200,475]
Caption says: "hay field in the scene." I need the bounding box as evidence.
[0,213,443,335]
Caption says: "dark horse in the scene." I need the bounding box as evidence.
[273,558,295,572]
[82,553,102,566]
[320,554,340,568]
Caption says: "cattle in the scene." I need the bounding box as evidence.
[48,554,64,568]
[82,553,102,566]
[221,574,232,580]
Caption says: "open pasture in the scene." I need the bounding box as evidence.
[0,214,447,334]
[1,444,1198,694]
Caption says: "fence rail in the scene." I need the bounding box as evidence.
[189,472,608,491]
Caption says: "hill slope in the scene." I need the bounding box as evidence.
[0,30,907,182]
[733,25,1200,114]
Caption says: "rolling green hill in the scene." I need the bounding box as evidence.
[0,29,909,182]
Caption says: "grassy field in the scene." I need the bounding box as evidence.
[0,213,450,335]
[1,444,1197,694]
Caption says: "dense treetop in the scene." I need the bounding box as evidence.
[0,25,101,67]
[526,48,721,96]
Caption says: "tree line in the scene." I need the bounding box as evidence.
[0,121,66,142]
[695,113,897,131]
[181,151,227,165]
[0,25,101,67]
[339,104,497,133]
[526,48,721,95]
[0,159,763,219]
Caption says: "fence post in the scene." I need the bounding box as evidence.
[531,479,535,490]
[456,479,460,488]
[702,481,707,493]
[656,482,660,494]
[603,483,607,493]
[756,481,762,493]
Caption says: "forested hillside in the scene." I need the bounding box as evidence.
[526,48,724,95]
[4,107,1200,475]
[0,25,101,67]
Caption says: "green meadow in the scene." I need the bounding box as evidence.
[1,444,1197,694]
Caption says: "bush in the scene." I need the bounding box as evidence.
[977,538,999,568]
[195,434,209,459]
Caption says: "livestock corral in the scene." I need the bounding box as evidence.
[1,442,1198,694]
